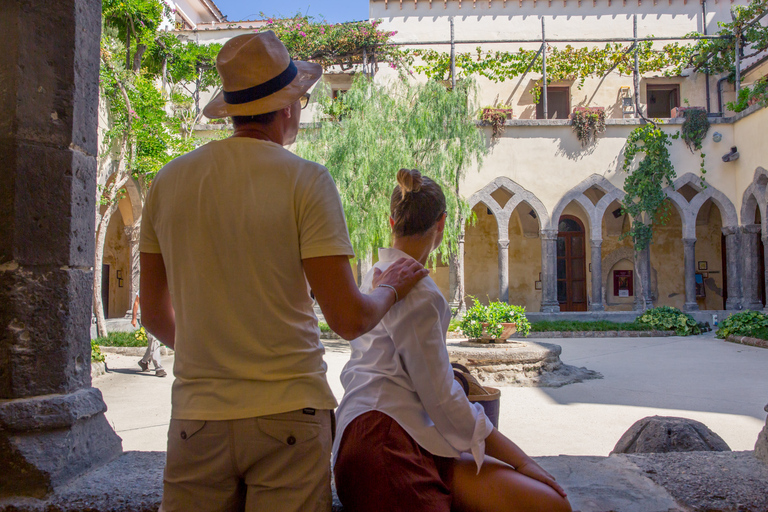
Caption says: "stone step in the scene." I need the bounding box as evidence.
[3,451,766,511]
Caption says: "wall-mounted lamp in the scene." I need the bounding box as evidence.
[712,132,722,143]
[722,146,739,163]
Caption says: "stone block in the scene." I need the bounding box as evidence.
[0,406,122,499]
[756,403,768,465]
[3,1,101,156]
[613,416,731,454]
[12,143,96,267]
[0,267,93,398]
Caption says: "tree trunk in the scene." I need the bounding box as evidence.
[93,172,130,337]
[132,44,147,73]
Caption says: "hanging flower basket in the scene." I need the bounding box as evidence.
[670,106,705,119]
[480,107,513,138]
[570,106,606,147]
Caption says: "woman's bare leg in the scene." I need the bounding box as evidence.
[450,454,572,512]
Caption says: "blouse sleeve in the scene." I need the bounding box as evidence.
[383,286,493,472]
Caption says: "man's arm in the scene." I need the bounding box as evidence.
[139,252,176,348]
[303,255,428,341]
[131,294,140,327]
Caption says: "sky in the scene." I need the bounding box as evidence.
[213,0,370,24]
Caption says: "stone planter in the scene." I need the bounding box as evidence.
[670,106,706,119]
[481,107,513,120]
[476,322,517,343]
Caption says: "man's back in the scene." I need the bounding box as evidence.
[141,137,352,420]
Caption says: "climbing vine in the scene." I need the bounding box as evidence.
[621,124,679,251]
[411,41,693,102]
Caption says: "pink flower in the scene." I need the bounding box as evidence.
[300,31,306,37]
[267,19,273,24]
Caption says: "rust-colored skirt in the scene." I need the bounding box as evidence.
[334,410,454,512]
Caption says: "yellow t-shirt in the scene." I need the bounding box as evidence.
[140,137,354,420]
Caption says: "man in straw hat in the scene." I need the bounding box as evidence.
[139,31,428,512]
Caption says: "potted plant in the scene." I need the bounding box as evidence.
[459,300,531,343]
[570,106,605,147]
[479,104,513,138]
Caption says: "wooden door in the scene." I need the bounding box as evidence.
[557,216,588,311]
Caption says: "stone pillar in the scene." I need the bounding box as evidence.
[590,239,604,311]
[498,239,510,303]
[682,238,699,312]
[0,0,122,499]
[633,246,653,311]
[764,235,768,314]
[756,403,768,465]
[540,229,560,313]
[123,224,141,317]
[448,229,466,314]
[723,226,743,310]
[742,225,763,310]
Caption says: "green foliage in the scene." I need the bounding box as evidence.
[621,124,679,251]
[727,76,768,112]
[318,321,332,333]
[459,299,531,338]
[680,108,710,180]
[448,318,462,333]
[530,320,651,332]
[716,310,768,339]
[412,42,692,102]
[479,107,509,138]
[296,76,486,262]
[635,306,701,336]
[257,14,403,70]
[102,0,170,70]
[672,0,768,77]
[92,330,148,347]
[91,340,106,363]
[571,107,606,147]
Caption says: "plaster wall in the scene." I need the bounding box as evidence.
[601,217,634,310]
[104,210,130,318]
[508,209,543,310]
[694,201,725,311]
[650,201,685,310]
[465,204,500,305]
[733,106,768,219]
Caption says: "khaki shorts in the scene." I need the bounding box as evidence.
[161,408,333,512]
[334,410,454,512]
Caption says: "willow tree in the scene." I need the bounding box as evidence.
[296,76,487,302]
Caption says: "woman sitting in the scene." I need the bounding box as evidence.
[333,168,572,512]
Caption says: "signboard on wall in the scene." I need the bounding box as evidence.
[613,270,633,297]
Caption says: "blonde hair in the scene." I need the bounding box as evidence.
[390,169,446,237]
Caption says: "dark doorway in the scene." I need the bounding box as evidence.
[536,86,570,119]
[646,84,679,118]
[557,215,588,311]
[760,237,766,307]
[102,264,110,319]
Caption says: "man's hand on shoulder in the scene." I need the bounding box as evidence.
[372,257,429,304]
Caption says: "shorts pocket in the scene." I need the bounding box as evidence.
[257,417,321,447]
[172,419,207,441]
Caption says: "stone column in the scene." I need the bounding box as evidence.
[764,235,768,314]
[633,245,654,311]
[498,239,510,303]
[123,224,141,317]
[540,229,560,313]
[448,229,466,314]
[723,226,743,310]
[0,0,122,499]
[742,225,763,310]
[590,239,604,311]
[683,238,699,312]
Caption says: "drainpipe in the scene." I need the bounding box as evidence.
[703,0,711,113]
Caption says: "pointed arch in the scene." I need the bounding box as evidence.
[550,174,622,240]
[467,177,550,238]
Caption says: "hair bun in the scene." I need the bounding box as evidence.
[396,168,423,196]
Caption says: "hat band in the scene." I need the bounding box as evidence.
[222,60,298,105]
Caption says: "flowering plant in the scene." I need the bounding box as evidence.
[459,299,531,339]
[258,14,403,70]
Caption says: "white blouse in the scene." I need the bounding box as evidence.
[332,248,494,472]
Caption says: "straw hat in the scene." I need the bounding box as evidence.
[203,31,322,119]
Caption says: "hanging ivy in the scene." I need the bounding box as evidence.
[621,124,680,251]
[570,107,606,147]
[680,108,710,184]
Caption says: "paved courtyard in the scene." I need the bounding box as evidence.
[94,331,768,456]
